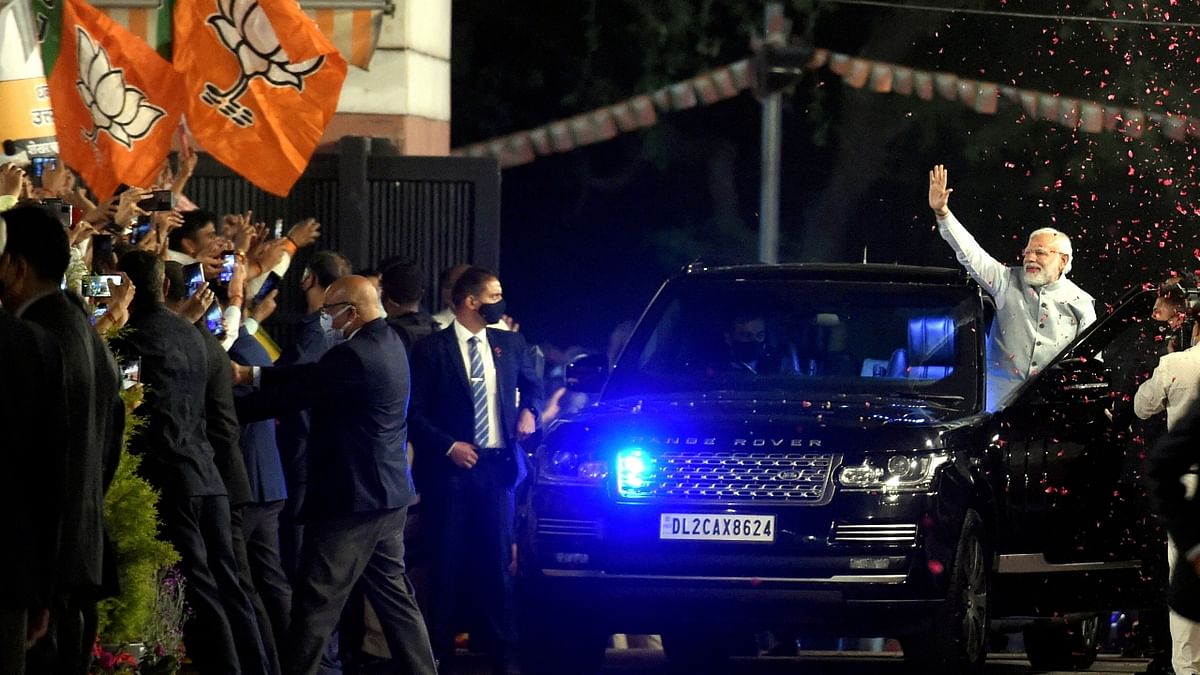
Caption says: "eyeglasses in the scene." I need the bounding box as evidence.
[319,302,353,317]
[1020,247,1064,260]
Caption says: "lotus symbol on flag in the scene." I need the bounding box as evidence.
[203,0,325,127]
[74,27,167,149]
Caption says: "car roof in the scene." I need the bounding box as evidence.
[678,262,973,286]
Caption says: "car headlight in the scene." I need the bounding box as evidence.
[539,448,610,484]
[837,452,949,492]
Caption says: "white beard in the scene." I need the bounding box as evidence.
[1022,266,1054,287]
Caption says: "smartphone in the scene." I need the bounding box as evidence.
[204,303,226,339]
[39,198,73,230]
[273,218,284,239]
[81,274,122,298]
[120,357,141,390]
[137,189,175,212]
[253,271,281,306]
[183,262,205,296]
[129,215,153,245]
[91,234,113,274]
[29,156,55,187]
[218,251,236,285]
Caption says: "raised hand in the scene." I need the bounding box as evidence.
[928,164,953,217]
[0,163,25,198]
[286,217,321,248]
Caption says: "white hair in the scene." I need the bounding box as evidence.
[1028,227,1073,275]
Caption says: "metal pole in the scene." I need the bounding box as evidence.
[758,3,785,264]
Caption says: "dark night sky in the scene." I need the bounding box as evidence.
[453,1,1200,354]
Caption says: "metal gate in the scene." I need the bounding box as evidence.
[185,136,500,348]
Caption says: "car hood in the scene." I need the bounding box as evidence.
[544,394,983,454]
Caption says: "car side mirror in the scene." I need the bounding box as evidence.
[566,353,608,395]
[1039,357,1109,400]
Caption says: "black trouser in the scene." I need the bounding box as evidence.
[426,455,517,669]
[26,590,97,675]
[242,500,292,673]
[0,607,25,675]
[285,507,436,675]
[160,494,270,675]
[232,504,283,675]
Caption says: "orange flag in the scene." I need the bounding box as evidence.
[47,0,185,199]
[173,0,347,196]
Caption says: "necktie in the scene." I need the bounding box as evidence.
[468,336,490,448]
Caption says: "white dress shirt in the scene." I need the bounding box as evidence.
[453,319,502,449]
[1135,344,1200,432]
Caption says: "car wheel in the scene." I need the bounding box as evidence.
[1023,614,1103,671]
[900,508,990,675]
[661,630,758,673]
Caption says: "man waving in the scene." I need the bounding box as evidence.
[929,164,1095,409]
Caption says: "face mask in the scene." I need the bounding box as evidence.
[478,298,507,325]
[320,306,351,346]
[731,340,766,364]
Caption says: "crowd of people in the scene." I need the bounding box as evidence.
[0,156,576,675]
[7,153,1200,675]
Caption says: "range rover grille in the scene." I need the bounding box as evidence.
[536,517,601,537]
[625,451,837,503]
[830,523,919,545]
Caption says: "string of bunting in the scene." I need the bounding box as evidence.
[452,47,1197,169]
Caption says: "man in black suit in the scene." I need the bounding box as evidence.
[0,206,123,675]
[113,250,267,675]
[409,267,543,674]
[1148,399,1200,625]
[164,261,278,675]
[0,211,69,674]
[234,275,436,675]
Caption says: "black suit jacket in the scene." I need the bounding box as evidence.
[409,325,543,491]
[0,311,68,608]
[237,318,416,520]
[22,291,123,591]
[1147,398,1200,621]
[196,325,253,507]
[111,304,226,498]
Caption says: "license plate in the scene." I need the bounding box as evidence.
[659,513,776,543]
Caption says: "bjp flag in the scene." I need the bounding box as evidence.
[174,0,347,196]
[45,0,185,199]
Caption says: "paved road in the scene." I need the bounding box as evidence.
[448,649,1152,674]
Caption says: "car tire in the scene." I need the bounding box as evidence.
[900,508,990,675]
[1023,614,1103,671]
[661,630,757,673]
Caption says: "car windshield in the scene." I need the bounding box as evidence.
[605,277,982,412]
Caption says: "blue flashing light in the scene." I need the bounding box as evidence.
[617,447,655,496]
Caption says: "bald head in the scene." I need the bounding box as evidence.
[327,275,384,323]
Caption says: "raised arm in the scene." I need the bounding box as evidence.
[929,165,1011,298]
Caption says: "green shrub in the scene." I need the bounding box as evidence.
[95,386,180,644]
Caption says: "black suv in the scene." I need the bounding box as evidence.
[518,263,1158,674]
